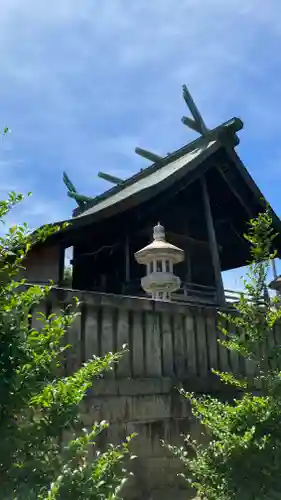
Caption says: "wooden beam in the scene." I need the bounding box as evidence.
[225,219,249,247]
[67,191,94,203]
[63,171,77,193]
[201,176,225,305]
[63,172,84,208]
[181,116,204,134]
[216,165,254,217]
[166,231,223,251]
[182,85,208,136]
[98,172,123,184]
[135,147,163,163]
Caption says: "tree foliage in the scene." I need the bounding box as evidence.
[62,265,73,288]
[169,210,281,500]
[0,193,134,499]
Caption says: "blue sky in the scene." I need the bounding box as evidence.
[0,0,281,290]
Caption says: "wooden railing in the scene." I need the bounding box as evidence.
[224,288,268,305]
[29,287,280,384]
[175,283,269,307]
[173,282,217,305]
[30,279,270,307]
[121,279,218,305]
[122,279,269,307]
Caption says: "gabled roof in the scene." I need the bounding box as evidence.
[32,114,281,262]
[76,139,218,220]
[73,117,243,221]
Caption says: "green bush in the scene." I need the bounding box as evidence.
[0,192,134,500]
[169,210,281,500]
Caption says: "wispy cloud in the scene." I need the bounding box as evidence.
[0,0,281,288]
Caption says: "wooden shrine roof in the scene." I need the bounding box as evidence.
[75,139,218,220]
[31,114,281,268]
[72,117,241,219]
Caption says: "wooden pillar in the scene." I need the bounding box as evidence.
[201,176,225,305]
[125,235,130,283]
[58,245,65,286]
[182,220,191,284]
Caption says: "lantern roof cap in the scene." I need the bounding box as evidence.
[135,223,184,264]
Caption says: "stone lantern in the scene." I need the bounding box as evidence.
[134,223,184,301]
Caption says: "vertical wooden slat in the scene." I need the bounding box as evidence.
[49,302,67,376]
[116,309,130,377]
[217,315,230,372]
[84,305,99,359]
[66,308,82,374]
[195,308,208,377]
[100,307,114,356]
[205,308,218,372]
[245,357,257,378]
[243,317,256,377]
[49,303,64,320]
[228,320,239,375]
[237,325,246,376]
[80,303,86,364]
[132,311,145,377]
[145,311,162,377]
[31,301,47,331]
[173,314,185,378]
[100,306,115,378]
[161,313,174,377]
[184,309,197,376]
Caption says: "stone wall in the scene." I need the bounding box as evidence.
[82,378,197,500]
[31,288,281,499]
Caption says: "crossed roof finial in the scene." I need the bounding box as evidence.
[181,84,209,136]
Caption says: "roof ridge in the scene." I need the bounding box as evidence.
[73,117,243,217]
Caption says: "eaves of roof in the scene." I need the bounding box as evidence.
[73,117,243,218]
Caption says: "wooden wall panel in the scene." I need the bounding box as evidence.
[29,288,278,384]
